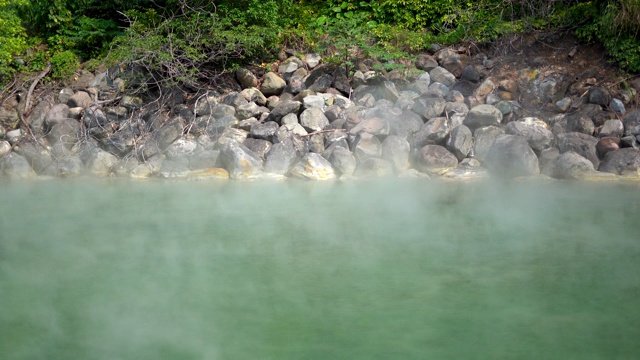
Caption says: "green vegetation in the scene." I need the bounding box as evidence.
[1,0,638,88]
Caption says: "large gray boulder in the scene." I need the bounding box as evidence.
[261,72,286,96]
[382,135,410,173]
[409,117,449,149]
[79,142,118,176]
[411,95,446,120]
[446,125,473,160]
[137,118,183,160]
[473,125,505,162]
[0,152,33,178]
[267,100,301,123]
[505,117,555,153]
[264,137,300,174]
[389,110,423,139]
[429,66,456,87]
[548,151,596,179]
[485,134,539,178]
[299,108,329,132]
[414,145,458,175]
[47,118,81,149]
[464,104,503,129]
[219,140,264,179]
[328,146,357,176]
[556,132,599,168]
[13,141,54,174]
[250,121,279,141]
[623,110,640,136]
[352,133,382,162]
[598,148,640,175]
[289,153,336,180]
[599,119,624,138]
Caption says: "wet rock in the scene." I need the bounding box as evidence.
[354,157,394,177]
[464,104,503,129]
[289,153,336,180]
[0,152,32,179]
[556,132,599,168]
[219,140,264,179]
[186,167,229,180]
[446,125,473,160]
[548,151,596,179]
[505,117,555,153]
[382,135,411,173]
[485,134,539,178]
[261,72,286,96]
[598,148,640,175]
[414,144,458,175]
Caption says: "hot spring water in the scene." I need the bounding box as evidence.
[1,179,639,359]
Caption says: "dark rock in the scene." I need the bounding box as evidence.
[250,121,279,141]
[451,80,476,97]
[221,93,248,109]
[308,74,334,93]
[598,148,640,175]
[461,65,481,83]
[556,132,599,168]
[596,137,621,159]
[267,100,302,123]
[588,86,610,106]
[485,134,539,178]
[414,144,458,175]
[566,114,595,135]
[623,110,640,136]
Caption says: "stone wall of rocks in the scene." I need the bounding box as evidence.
[1,49,639,181]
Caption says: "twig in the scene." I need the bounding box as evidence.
[24,63,51,117]
[300,129,338,137]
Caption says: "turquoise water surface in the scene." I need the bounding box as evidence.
[1,179,639,359]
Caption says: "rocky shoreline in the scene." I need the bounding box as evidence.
[1,48,639,181]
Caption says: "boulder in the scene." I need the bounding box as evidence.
[473,125,505,162]
[250,121,279,141]
[79,142,118,176]
[328,146,357,176]
[599,119,624,138]
[236,68,258,88]
[267,100,301,123]
[566,114,595,135]
[414,145,458,175]
[598,148,640,175]
[411,95,446,120]
[485,134,539,178]
[67,91,92,108]
[13,141,54,174]
[0,152,32,179]
[464,104,502,129]
[261,72,286,96]
[352,133,382,162]
[381,135,411,173]
[219,140,264,179]
[47,118,81,149]
[264,137,300,174]
[289,153,336,180]
[556,132,599,168]
[548,151,596,179]
[623,110,640,136]
[446,125,473,160]
[429,66,456,87]
[504,117,555,153]
[409,117,450,149]
[243,138,272,159]
[299,108,329,132]
[240,88,267,106]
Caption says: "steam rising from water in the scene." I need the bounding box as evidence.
[1,179,639,359]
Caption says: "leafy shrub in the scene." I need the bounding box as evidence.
[50,50,79,79]
[0,0,29,78]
